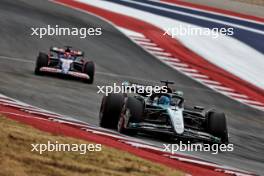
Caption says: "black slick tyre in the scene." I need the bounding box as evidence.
[99,93,124,129]
[35,52,49,75]
[207,112,229,143]
[83,61,95,84]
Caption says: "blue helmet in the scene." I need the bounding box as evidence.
[159,96,170,105]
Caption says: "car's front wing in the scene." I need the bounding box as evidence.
[127,122,222,143]
[40,67,89,79]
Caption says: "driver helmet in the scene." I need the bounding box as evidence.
[64,52,71,59]
[158,95,170,106]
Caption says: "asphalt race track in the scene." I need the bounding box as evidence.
[0,0,264,174]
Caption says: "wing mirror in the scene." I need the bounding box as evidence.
[175,91,183,97]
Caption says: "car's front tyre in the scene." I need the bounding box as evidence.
[118,97,144,135]
[35,52,49,75]
[207,112,229,144]
[83,61,95,84]
[99,93,124,129]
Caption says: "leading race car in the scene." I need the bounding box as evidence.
[34,46,95,84]
[99,81,229,144]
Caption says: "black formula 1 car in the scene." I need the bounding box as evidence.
[99,81,229,144]
[34,46,95,84]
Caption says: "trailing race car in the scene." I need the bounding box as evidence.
[34,46,95,84]
[99,81,229,144]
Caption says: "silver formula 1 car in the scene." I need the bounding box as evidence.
[99,81,229,144]
[34,46,95,84]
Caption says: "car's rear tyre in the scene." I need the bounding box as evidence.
[207,112,229,143]
[35,52,49,75]
[83,61,95,84]
[99,93,124,129]
[118,97,144,135]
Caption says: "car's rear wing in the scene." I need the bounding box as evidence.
[49,46,84,56]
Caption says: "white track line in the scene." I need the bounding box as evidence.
[128,35,147,39]
[134,41,158,46]
[223,92,248,99]
[236,99,264,106]
[249,105,264,111]
[175,67,198,73]
[148,50,172,57]
[157,56,180,62]
[131,37,151,42]
[143,45,164,51]
[197,78,221,85]
[0,55,34,63]
[170,62,189,68]
[184,72,209,79]
[208,85,235,92]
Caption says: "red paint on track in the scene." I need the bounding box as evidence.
[54,0,264,106]
[0,104,228,176]
[161,0,264,23]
